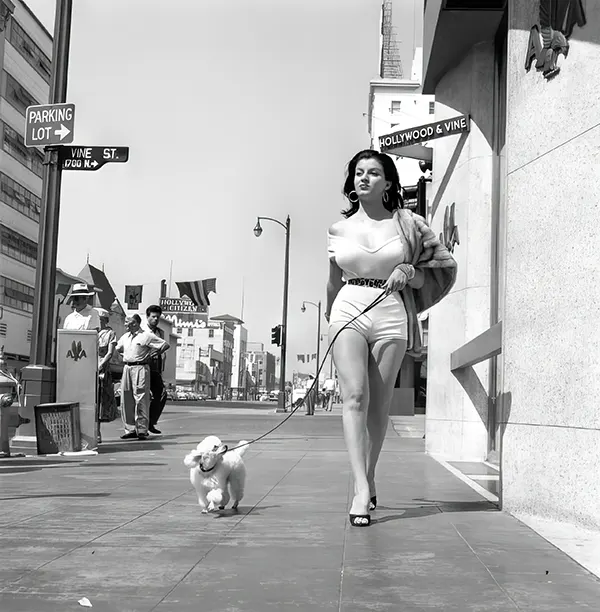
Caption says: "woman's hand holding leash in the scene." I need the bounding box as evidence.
[384,263,415,295]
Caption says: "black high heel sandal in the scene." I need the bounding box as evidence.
[369,496,377,511]
[349,514,371,527]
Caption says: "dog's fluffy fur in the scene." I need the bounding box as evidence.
[184,435,249,513]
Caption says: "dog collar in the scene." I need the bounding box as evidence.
[199,464,216,473]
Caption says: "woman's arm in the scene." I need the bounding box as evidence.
[325,260,344,321]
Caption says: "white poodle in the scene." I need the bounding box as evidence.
[183,435,249,513]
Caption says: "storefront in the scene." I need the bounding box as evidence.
[383,0,600,539]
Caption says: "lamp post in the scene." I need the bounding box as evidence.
[253,215,290,413]
[15,0,74,451]
[301,300,321,384]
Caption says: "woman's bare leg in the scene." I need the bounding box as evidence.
[366,339,407,504]
[330,324,370,516]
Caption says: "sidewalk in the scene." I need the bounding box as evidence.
[1,406,600,611]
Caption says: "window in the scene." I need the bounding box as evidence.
[0,225,37,267]
[9,20,52,84]
[208,329,214,338]
[3,71,39,116]
[187,327,193,337]
[0,275,35,313]
[0,172,41,221]
[429,101,435,115]
[3,123,44,178]
[390,100,401,114]
[0,323,6,337]
[176,327,182,334]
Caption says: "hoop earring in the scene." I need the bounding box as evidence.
[382,191,389,204]
[348,191,359,203]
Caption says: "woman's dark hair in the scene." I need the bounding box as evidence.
[146,304,162,317]
[341,149,404,218]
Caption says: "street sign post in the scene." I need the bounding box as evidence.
[25,103,75,147]
[59,146,129,171]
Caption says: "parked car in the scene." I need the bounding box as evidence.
[268,391,280,402]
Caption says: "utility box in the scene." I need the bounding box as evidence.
[57,330,99,451]
[34,402,81,455]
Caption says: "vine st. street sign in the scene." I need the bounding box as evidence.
[25,103,75,147]
[59,146,130,171]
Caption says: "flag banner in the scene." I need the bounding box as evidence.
[125,285,143,309]
[297,354,305,363]
[176,278,217,308]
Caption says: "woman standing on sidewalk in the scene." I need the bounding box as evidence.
[97,309,118,443]
[326,150,456,527]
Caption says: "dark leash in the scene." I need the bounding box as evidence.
[226,289,389,454]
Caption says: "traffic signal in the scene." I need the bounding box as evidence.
[271,325,281,346]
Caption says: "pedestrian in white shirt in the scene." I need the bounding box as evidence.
[62,283,100,331]
[116,314,169,440]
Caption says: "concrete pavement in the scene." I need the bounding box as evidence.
[1,405,600,611]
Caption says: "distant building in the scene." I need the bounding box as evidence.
[246,345,276,399]
[163,299,236,399]
[230,322,249,400]
[0,1,52,371]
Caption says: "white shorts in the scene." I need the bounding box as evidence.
[329,284,408,344]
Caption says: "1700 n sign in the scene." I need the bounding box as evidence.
[59,146,129,171]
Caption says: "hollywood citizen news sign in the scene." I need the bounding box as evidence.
[379,114,470,152]
[159,297,207,313]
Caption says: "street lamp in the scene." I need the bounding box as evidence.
[301,300,322,385]
[253,215,291,413]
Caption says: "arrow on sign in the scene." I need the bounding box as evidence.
[54,124,71,141]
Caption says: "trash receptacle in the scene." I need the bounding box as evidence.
[34,402,81,455]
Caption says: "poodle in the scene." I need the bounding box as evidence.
[183,435,249,513]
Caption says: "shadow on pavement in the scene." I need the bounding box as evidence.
[413,498,497,512]
[0,492,112,501]
[151,433,199,441]
[210,504,283,518]
[98,441,164,453]
[374,499,498,524]
[82,461,167,468]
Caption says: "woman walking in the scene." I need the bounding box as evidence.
[326,150,456,527]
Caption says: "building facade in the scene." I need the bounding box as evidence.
[411,0,600,565]
[246,342,276,399]
[231,323,249,400]
[0,1,51,372]
[162,298,235,399]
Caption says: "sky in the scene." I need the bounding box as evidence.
[26,0,422,375]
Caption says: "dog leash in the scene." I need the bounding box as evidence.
[226,289,389,454]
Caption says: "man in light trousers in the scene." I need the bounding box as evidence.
[116,314,169,440]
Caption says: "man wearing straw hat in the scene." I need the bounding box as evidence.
[62,283,101,331]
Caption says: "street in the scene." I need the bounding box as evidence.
[2,407,600,611]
